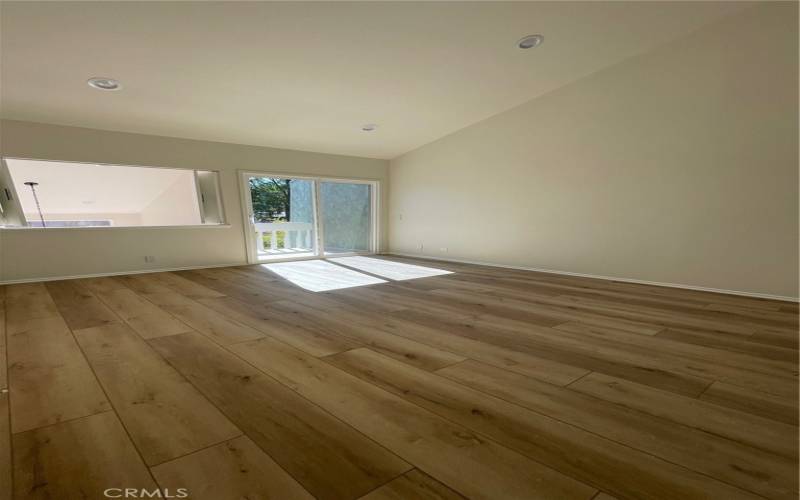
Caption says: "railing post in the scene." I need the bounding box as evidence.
[256,229,265,252]
[254,223,314,254]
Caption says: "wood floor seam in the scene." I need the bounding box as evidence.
[70,280,247,462]
[64,307,165,494]
[563,370,594,389]
[135,306,419,498]
[9,408,116,435]
[369,349,787,498]
[350,467,425,500]
[144,431,247,468]
[4,256,797,500]
[216,338,418,471]
[695,378,719,400]
[351,348,793,498]
[126,281,423,484]
[142,343,327,499]
[336,349,784,499]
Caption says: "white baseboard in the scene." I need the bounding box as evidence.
[6,252,797,304]
[0,261,248,285]
[387,252,799,303]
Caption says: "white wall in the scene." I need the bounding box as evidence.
[139,173,202,226]
[0,120,388,281]
[389,3,798,299]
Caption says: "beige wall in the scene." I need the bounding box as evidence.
[139,173,202,226]
[389,3,798,299]
[0,120,388,281]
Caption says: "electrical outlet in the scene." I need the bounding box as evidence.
[417,243,424,251]
[440,247,448,253]
[144,255,156,263]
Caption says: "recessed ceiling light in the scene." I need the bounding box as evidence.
[361,124,378,132]
[517,34,544,49]
[87,77,121,91]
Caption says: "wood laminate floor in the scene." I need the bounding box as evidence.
[1,255,797,500]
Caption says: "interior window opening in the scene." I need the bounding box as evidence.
[0,158,225,228]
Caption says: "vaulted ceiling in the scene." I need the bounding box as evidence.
[0,1,753,159]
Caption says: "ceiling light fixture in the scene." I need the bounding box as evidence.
[517,34,544,49]
[361,124,378,132]
[87,77,121,91]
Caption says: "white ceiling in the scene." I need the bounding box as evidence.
[6,159,194,214]
[0,1,753,159]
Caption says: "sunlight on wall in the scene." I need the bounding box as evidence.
[262,259,386,292]
[330,256,452,281]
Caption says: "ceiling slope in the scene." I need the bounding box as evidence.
[0,1,753,159]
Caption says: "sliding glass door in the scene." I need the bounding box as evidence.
[246,176,318,260]
[319,181,373,256]
[242,173,376,262]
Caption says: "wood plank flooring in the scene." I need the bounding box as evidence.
[1,255,797,500]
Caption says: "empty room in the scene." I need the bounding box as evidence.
[0,1,797,499]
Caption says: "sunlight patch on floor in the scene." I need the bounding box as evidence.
[257,249,316,261]
[262,259,387,292]
[329,256,453,281]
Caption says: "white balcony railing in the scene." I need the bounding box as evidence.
[254,222,314,254]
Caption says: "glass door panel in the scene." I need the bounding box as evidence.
[248,176,317,261]
[319,181,372,255]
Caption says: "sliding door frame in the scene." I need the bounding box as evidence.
[238,170,379,264]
